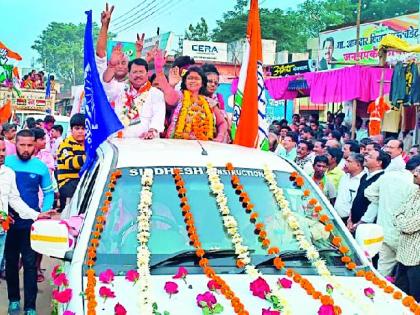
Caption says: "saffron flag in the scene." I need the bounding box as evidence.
[0,42,22,62]
[0,99,12,123]
[81,11,123,173]
[231,0,269,150]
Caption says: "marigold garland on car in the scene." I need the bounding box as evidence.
[288,170,420,313]
[206,164,290,314]
[225,163,342,314]
[84,170,122,315]
[172,168,249,315]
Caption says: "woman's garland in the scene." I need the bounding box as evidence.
[206,164,290,314]
[85,169,122,315]
[265,167,376,314]
[288,172,420,314]
[137,169,154,313]
[224,163,341,315]
[172,168,249,315]
[174,90,214,141]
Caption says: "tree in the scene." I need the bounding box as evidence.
[31,22,112,91]
[359,0,418,21]
[296,0,354,38]
[211,0,418,54]
[184,18,211,41]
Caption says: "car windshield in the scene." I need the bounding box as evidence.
[88,166,361,276]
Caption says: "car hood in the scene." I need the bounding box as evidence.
[74,274,410,315]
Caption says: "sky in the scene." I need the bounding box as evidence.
[0,0,305,68]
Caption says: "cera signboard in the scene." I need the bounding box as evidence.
[182,40,228,62]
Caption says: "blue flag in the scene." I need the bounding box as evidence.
[81,10,123,173]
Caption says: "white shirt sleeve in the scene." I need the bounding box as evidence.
[102,80,123,104]
[326,180,337,200]
[361,202,378,223]
[149,88,166,133]
[7,170,39,221]
[364,176,380,204]
[334,176,350,218]
[95,54,107,81]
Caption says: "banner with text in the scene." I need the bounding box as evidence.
[182,40,228,62]
[319,13,419,70]
[269,60,317,77]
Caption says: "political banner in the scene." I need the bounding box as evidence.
[319,13,419,69]
[269,60,317,77]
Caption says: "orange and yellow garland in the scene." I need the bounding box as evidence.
[85,169,122,315]
[225,163,342,315]
[289,171,420,314]
[172,168,249,315]
[174,90,214,141]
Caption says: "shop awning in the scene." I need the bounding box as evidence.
[264,65,393,104]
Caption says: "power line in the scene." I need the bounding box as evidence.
[111,0,153,23]
[115,0,177,34]
[117,0,176,33]
[144,0,189,28]
[112,0,163,33]
[111,0,158,27]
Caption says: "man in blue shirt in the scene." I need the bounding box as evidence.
[5,129,54,315]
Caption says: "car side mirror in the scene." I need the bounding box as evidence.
[30,219,73,259]
[355,223,384,258]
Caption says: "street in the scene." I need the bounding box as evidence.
[0,257,55,315]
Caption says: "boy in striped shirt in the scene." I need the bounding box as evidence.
[56,113,86,211]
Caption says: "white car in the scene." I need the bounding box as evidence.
[32,139,412,315]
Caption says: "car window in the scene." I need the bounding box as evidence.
[87,167,360,275]
[78,165,100,215]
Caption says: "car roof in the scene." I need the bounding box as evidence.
[107,138,295,172]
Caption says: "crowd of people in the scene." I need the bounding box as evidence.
[0,113,86,315]
[19,70,60,93]
[268,112,420,302]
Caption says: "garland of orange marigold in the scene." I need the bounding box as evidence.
[172,168,249,315]
[174,90,214,141]
[225,163,342,315]
[85,169,122,315]
[288,172,420,314]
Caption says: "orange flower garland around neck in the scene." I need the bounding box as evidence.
[174,90,214,141]
[172,168,249,315]
[225,163,342,315]
[85,169,122,315]
[288,172,420,314]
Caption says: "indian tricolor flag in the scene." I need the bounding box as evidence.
[231,0,269,150]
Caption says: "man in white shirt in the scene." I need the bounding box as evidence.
[339,140,360,170]
[295,140,314,176]
[384,139,405,172]
[95,3,145,87]
[276,132,298,161]
[334,153,365,223]
[362,166,416,276]
[0,139,52,286]
[103,58,165,139]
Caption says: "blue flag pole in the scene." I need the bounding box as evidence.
[81,10,124,174]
